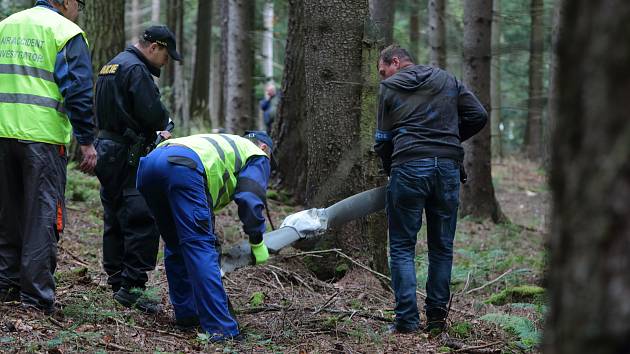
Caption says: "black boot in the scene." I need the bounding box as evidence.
[114,287,161,314]
[175,316,200,331]
[424,307,448,334]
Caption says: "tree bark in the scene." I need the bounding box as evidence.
[524,0,544,161]
[428,0,446,68]
[225,0,255,133]
[409,0,421,61]
[262,0,274,82]
[545,1,630,353]
[273,0,308,203]
[369,0,396,46]
[210,0,225,129]
[460,0,505,223]
[543,0,564,170]
[129,0,140,43]
[302,0,387,278]
[81,0,125,79]
[190,0,212,128]
[490,0,502,159]
[151,0,160,23]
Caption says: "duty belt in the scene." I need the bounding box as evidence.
[97,130,130,144]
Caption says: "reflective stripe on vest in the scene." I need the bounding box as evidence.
[160,134,267,211]
[0,7,87,145]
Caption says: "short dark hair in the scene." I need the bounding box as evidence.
[379,45,414,66]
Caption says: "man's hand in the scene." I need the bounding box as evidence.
[250,241,270,265]
[79,144,97,174]
[158,130,172,140]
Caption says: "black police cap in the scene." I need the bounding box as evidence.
[142,25,181,61]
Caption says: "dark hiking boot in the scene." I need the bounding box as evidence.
[114,287,161,314]
[424,308,448,335]
[0,287,20,303]
[175,316,200,332]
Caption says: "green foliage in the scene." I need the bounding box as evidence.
[486,285,545,305]
[335,262,349,277]
[480,313,540,349]
[449,321,473,338]
[62,288,123,325]
[47,330,101,348]
[249,291,266,307]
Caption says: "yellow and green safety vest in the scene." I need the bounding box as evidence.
[0,7,87,145]
[160,134,268,211]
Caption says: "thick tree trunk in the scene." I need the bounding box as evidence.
[490,0,502,159]
[428,0,446,68]
[190,0,212,128]
[303,0,387,278]
[81,0,125,78]
[129,0,140,42]
[543,0,564,170]
[545,2,630,353]
[273,0,308,203]
[460,0,505,223]
[210,0,225,129]
[225,0,255,134]
[524,0,544,161]
[369,0,396,46]
[409,0,421,61]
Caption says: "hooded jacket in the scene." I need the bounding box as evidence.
[374,64,488,174]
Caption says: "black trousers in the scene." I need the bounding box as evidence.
[95,138,159,290]
[0,138,67,310]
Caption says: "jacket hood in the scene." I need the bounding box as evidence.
[381,65,447,93]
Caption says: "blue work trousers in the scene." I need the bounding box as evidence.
[136,145,239,339]
[387,157,460,330]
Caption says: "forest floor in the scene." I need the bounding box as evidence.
[1,157,548,354]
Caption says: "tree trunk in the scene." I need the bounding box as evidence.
[129,0,140,42]
[302,0,387,279]
[428,0,446,68]
[190,0,212,128]
[524,0,544,161]
[262,0,274,82]
[81,0,125,79]
[543,0,564,170]
[545,2,630,353]
[409,0,421,61]
[151,0,160,23]
[369,0,396,46]
[225,0,255,133]
[460,0,505,223]
[273,0,308,203]
[210,0,225,129]
[490,0,502,159]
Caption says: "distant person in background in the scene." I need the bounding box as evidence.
[259,82,278,133]
[0,0,96,314]
[375,45,487,334]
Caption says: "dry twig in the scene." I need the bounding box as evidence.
[465,269,513,295]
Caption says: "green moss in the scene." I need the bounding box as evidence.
[249,291,265,307]
[449,321,473,338]
[486,285,545,305]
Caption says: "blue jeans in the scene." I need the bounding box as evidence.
[387,157,460,330]
[136,145,239,340]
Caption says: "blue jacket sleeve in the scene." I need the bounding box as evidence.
[233,156,271,243]
[54,34,95,145]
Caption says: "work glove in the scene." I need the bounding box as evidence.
[250,241,269,265]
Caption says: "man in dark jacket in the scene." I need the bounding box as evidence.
[375,45,487,334]
[94,25,180,313]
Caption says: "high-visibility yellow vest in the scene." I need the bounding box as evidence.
[0,7,88,145]
[160,134,268,211]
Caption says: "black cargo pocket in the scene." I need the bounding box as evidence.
[167,155,198,169]
[193,207,211,234]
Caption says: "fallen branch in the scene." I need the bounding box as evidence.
[99,340,133,352]
[465,269,513,295]
[453,341,502,353]
[58,245,90,267]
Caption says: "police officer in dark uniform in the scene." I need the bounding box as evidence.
[94,25,181,313]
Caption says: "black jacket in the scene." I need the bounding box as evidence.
[374,65,488,174]
[95,46,169,139]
